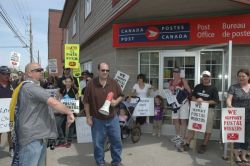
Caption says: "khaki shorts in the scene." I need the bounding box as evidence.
[172,101,190,119]
[205,108,215,133]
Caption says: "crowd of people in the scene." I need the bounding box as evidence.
[1,62,250,166]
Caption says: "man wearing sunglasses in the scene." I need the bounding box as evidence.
[12,63,75,166]
[0,66,16,157]
[183,70,219,154]
[83,62,124,166]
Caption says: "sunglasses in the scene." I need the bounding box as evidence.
[31,68,44,72]
[101,69,110,73]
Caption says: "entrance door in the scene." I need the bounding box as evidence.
[160,51,198,130]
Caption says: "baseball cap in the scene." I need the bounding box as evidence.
[202,70,211,77]
[0,66,11,74]
[83,70,90,75]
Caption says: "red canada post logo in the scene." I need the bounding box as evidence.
[193,123,202,130]
[227,133,239,140]
[145,26,160,40]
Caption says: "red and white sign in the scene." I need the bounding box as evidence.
[187,101,209,133]
[10,51,20,68]
[113,14,250,47]
[222,108,245,143]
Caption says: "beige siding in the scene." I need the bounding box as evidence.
[79,0,130,45]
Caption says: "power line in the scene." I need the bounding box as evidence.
[0,3,29,48]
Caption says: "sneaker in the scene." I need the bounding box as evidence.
[152,133,156,136]
[175,139,184,147]
[198,144,207,154]
[183,143,190,151]
[157,133,161,137]
[171,135,181,143]
[9,148,14,157]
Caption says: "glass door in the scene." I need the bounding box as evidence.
[160,51,198,125]
[163,56,196,89]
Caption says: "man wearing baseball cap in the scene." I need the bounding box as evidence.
[183,70,219,154]
[0,66,16,157]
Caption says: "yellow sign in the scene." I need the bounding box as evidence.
[64,44,79,69]
[72,63,82,95]
[73,63,81,78]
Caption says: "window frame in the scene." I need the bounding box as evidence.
[85,0,92,19]
[72,13,77,37]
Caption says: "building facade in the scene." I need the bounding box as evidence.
[48,9,65,76]
[59,0,250,138]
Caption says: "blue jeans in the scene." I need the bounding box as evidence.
[19,139,46,166]
[92,115,122,166]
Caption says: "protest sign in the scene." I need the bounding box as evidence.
[60,99,79,113]
[187,101,209,133]
[132,98,154,116]
[48,59,58,73]
[0,98,11,133]
[114,70,129,91]
[10,51,20,68]
[163,89,180,106]
[75,117,92,143]
[222,108,245,143]
[64,44,79,69]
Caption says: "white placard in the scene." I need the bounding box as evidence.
[60,99,79,113]
[10,51,20,68]
[75,117,92,143]
[163,89,180,107]
[0,98,11,133]
[48,59,58,73]
[222,107,245,143]
[114,70,129,91]
[187,101,209,133]
[132,98,154,117]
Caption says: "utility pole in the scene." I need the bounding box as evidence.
[37,50,40,64]
[29,15,33,62]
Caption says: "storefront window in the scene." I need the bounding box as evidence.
[200,50,225,129]
[200,51,223,91]
[139,52,159,88]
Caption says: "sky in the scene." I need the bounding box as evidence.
[0,0,65,71]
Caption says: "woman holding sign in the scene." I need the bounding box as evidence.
[57,76,78,148]
[132,74,152,124]
[227,68,250,163]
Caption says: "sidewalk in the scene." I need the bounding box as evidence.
[0,133,230,166]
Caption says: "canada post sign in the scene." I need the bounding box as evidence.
[113,14,250,47]
[118,23,190,43]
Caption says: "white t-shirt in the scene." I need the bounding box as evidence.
[132,83,152,98]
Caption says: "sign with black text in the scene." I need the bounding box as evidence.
[132,98,154,117]
[0,98,11,133]
[114,70,129,91]
[60,99,79,113]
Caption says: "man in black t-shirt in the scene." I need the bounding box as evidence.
[0,66,16,157]
[183,70,219,154]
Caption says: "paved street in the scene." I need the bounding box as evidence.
[0,133,230,166]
